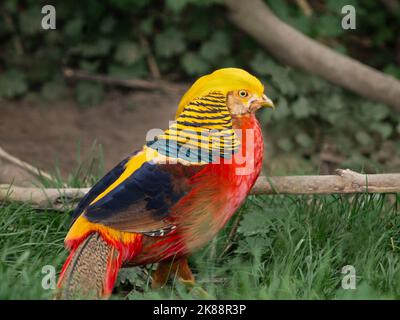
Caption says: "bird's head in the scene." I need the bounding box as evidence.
[176,68,274,119]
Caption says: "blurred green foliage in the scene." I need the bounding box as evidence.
[0,0,399,172]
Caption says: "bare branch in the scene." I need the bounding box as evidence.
[251,169,400,195]
[63,68,161,90]
[1,170,399,211]
[0,184,90,211]
[224,0,400,113]
[0,147,57,186]
[295,0,313,16]
[63,68,184,94]
[139,34,162,80]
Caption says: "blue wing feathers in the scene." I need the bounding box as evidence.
[84,161,185,224]
[71,155,132,220]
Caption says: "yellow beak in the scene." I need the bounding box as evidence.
[261,94,275,109]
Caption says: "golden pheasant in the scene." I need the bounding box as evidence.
[56,68,274,299]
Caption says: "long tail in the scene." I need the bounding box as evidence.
[56,233,122,299]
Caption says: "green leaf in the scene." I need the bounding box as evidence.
[324,94,345,110]
[114,42,142,66]
[100,17,116,34]
[296,132,313,148]
[249,54,270,76]
[277,75,296,96]
[155,28,186,58]
[318,15,343,38]
[117,268,148,288]
[79,60,101,73]
[64,17,84,39]
[0,69,28,98]
[199,31,230,63]
[139,18,154,35]
[76,39,112,58]
[371,122,393,139]
[374,27,394,46]
[108,62,148,79]
[185,14,213,40]
[195,0,223,5]
[267,0,290,20]
[277,137,294,152]
[181,52,210,76]
[320,94,346,124]
[19,6,42,36]
[75,81,104,107]
[110,0,149,11]
[220,57,237,68]
[272,97,290,120]
[250,52,282,76]
[384,64,400,79]
[292,97,314,119]
[166,0,192,13]
[4,0,17,13]
[308,76,330,92]
[289,15,312,35]
[358,102,390,122]
[251,53,297,96]
[355,131,373,146]
[236,236,272,255]
[369,103,390,121]
[326,0,358,12]
[238,210,271,236]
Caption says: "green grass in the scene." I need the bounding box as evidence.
[0,193,399,299]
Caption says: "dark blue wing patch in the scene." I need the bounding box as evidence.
[83,161,186,232]
[71,154,133,221]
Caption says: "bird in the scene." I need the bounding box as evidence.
[56,68,274,299]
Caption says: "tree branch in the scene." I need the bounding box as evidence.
[0,147,57,186]
[0,185,90,211]
[251,169,400,195]
[295,0,313,16]
[63,67,161,90]
[1,170,399,211]
[63,68,184,94]
[224,0,400,113]
[139,34,162,80]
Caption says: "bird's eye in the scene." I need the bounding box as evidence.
[238,90,248,98]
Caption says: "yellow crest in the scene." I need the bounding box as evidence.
[175,68,264,118]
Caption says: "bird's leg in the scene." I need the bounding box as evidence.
[151,257,212,298]
[151,257,194,289]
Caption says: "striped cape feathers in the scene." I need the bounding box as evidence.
[147,90,240,163]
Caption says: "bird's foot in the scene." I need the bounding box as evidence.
[152,257,214,299]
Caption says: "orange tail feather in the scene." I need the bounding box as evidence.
[56,233,124,299]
